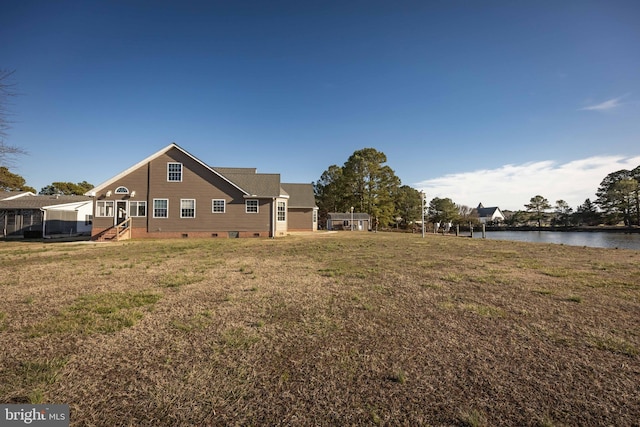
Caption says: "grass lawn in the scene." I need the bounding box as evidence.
[1,232,639,426]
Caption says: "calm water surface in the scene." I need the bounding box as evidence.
[471,230,640,250]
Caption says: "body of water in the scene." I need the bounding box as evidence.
[470,230,640,250]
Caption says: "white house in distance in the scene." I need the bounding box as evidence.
[475,203,505,224]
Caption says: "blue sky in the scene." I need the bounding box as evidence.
[2,0,639,210]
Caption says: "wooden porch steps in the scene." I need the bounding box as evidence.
[94,218,132,242]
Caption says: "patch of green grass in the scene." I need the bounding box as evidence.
[461,303,506,318]
[441,272,464,283]
[160,273,204,288]
[388,369,407,384]
[318,267,344,277]
[239,265,254,275]
[0,277,20,286]
[171,311,213,332]
[536,415,558,427]
[516,259,544,270]
[591,262,615,271]
[28,388,45,404]
[566,295,582,303]
[219,327,259,349]
[28,291,161,336]
[540,268,571,278]
[369,409,382,425]
[17,357,68,403]
[588,332,637,357]
[459,408,488,427]
[439,300,456,310]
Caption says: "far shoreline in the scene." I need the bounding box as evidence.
[483,225,640,233]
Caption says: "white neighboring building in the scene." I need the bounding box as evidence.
[42,200,94,237]
[476,203,505,224]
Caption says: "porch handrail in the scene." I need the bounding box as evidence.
[114,217,132,241]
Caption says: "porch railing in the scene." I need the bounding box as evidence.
[114,217,132,241]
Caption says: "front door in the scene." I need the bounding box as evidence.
[116,201,128,225]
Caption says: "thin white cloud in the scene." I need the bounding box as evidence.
[415,155,640,211]
[580,95,627,111]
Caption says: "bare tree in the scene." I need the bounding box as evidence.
[0,69,27,166]
[457,204,474,218]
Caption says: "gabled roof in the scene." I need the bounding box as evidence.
[0,195,92,210]
[87,143,248,196]
[477,206,498,216]
[477,205,504,218]
[281,183,316,208]
[215,170,284,198]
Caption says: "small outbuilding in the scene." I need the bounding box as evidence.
[326,212,371,231]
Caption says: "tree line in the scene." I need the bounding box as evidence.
[0,166,94,195]
[315,148,640,230]
[508,164,640,228]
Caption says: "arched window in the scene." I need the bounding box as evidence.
[115,186,129,194]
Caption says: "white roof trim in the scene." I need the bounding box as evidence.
[86,143,249,196]
[1,191,36,200]
[41,201,93,210]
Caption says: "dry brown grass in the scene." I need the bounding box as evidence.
[1,232,639,426]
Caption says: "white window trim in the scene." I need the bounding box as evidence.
[129,201,147,217]
[180,199,196,218]
[212,199,226,213]
[246,199,259,213]
[96,200,114,217]
[167,162,183,182]
[277,201,286,222]
[115,186,129,194]
[153,198,169,218]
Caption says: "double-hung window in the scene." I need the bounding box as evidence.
[181,199,196,218]
[153,199,168,218]
[277,201,286,221]
[167,162,183,182]
[246,199,258,213]
[212,199,226,213]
